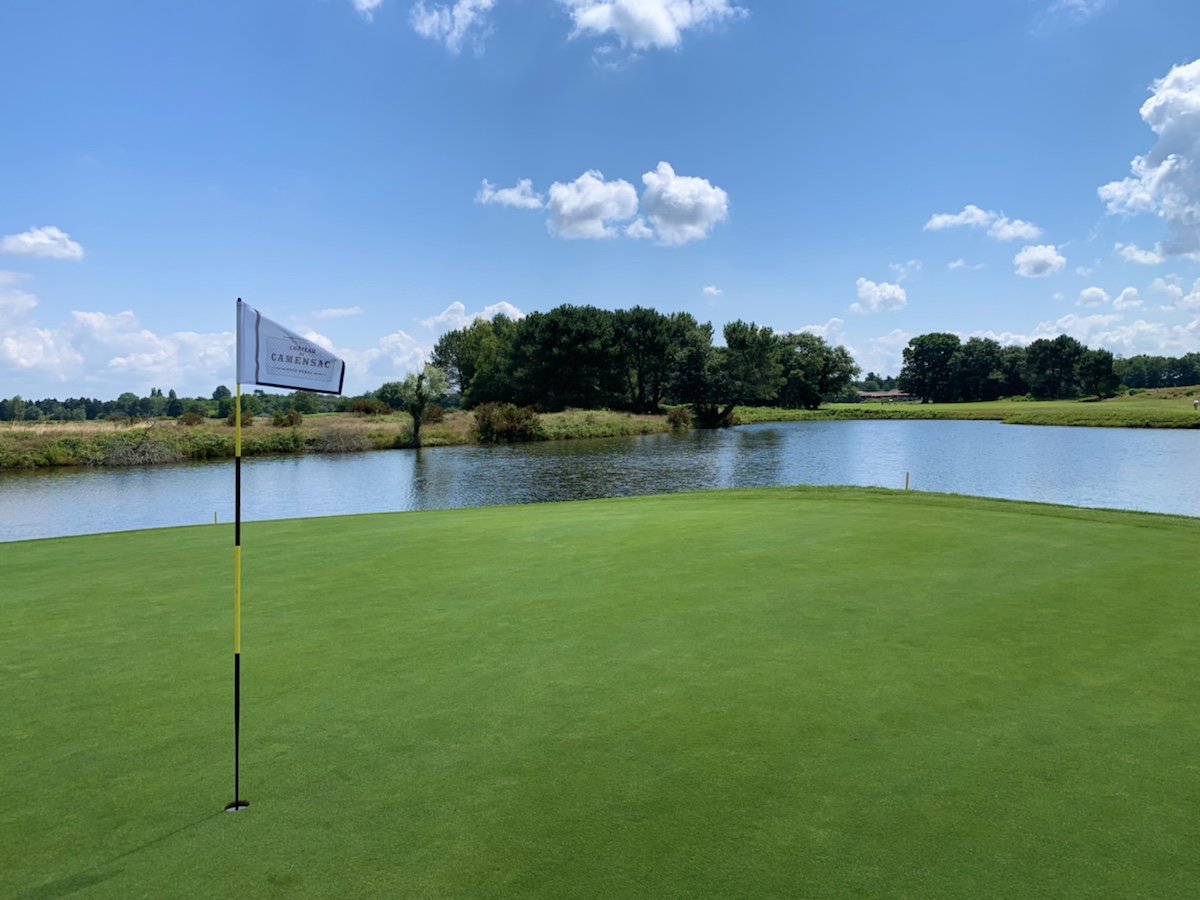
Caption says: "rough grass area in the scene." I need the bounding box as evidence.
[3,488,1198,899]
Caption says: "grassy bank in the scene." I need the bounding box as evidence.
[3,488,1198,898]
[0,409,673,469]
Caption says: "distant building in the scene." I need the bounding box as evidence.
[857,390,917,401]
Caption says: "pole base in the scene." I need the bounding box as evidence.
[224,800,250,812]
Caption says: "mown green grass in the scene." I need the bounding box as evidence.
[738,393,1200,428]
[3,488,1199,899]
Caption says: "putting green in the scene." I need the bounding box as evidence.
[3,487,1198,898]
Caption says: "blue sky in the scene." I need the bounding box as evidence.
[2,0,1199,399]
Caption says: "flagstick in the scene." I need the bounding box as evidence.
[225,385,249,812]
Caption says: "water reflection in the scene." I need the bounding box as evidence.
[2,419,1198,542]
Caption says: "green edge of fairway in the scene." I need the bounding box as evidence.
[3,487,1199,899]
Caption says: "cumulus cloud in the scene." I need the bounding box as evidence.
[559,0,747,51]
[797,317,846,342]
[702,285,722,296]
[1077,286,1109,307]
[476,178,544,209]
[853,329,912,375]
[851,278,907,314]
[0,271,38,325]
[1156,278,1200,311]
[948,259,984,271]
[1014,244,1067,278]
[923,205,1043,241]
[1113,287,1142,310]
[545,170,639,239]
[312,306,363,319]
[624,218,655,240]
[639,162,729,245]
[1099,58,1200,260]
[351,0,386,20]
[1,226,85,260]
[410,0,495,53]
[480,162,729,244]
[1114,242,1165,265]
[419,300,524,330]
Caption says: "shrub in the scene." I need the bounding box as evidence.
[422,403,445,424]
[178,412,204,427]
[225,411,254,427]
[666,406,692,430]
[348,398,392,416]
[271,408,303,427]
[310,427,370,453]
[473,403,543,444]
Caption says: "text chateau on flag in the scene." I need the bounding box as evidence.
[236,299,346,395]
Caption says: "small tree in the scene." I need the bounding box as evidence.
[379,365,449,446]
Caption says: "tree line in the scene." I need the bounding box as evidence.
[429,304,860,426]
[7,313,1200,424]
[894,333,1200,403]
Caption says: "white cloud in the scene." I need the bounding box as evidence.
[1158,278,1200,311]
[546,170,639,239]
[476,178,544,209]
[1077,286,1109,307]
[352,0,386,20]
[1114,242,1165,265]
[312,306,363,319]
[1076,265,1093,276]
[702,285,722,296]
[1113,287,1143,310]
[639,162,729,246]
[924,205,992,231]
[947,258,984,271]
[1,226,85,260]
[851,277,907,314]
[853,329,912,375]
[923,205,1043,241]
[1014,244,1067,278]
[988,216,1043,242]
[1050,0,1107,18]
[0,271,38,326]
[889,259,921,282]
[410,0,495,54]
[1099,58,1200,260]
[797,317,845,342]
[559,0,747,51]
[419,300,524,330]
[624,218,655,240]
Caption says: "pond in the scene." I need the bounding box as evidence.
[2,419,1198,542]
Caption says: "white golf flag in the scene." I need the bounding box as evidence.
[236,299,345,395]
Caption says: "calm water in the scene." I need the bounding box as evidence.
[2,419,1198,542]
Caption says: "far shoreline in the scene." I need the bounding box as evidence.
[2,389,1199,470]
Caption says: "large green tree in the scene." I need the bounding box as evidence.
[777,332,860,409]
[899,333,961,403]
[1078,348,1119,399]
[504,305,626,411]
[1024,335,1084,399]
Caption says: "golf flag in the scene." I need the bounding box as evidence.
[237,299,346,395]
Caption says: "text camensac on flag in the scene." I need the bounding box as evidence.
[236,299,346,395]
